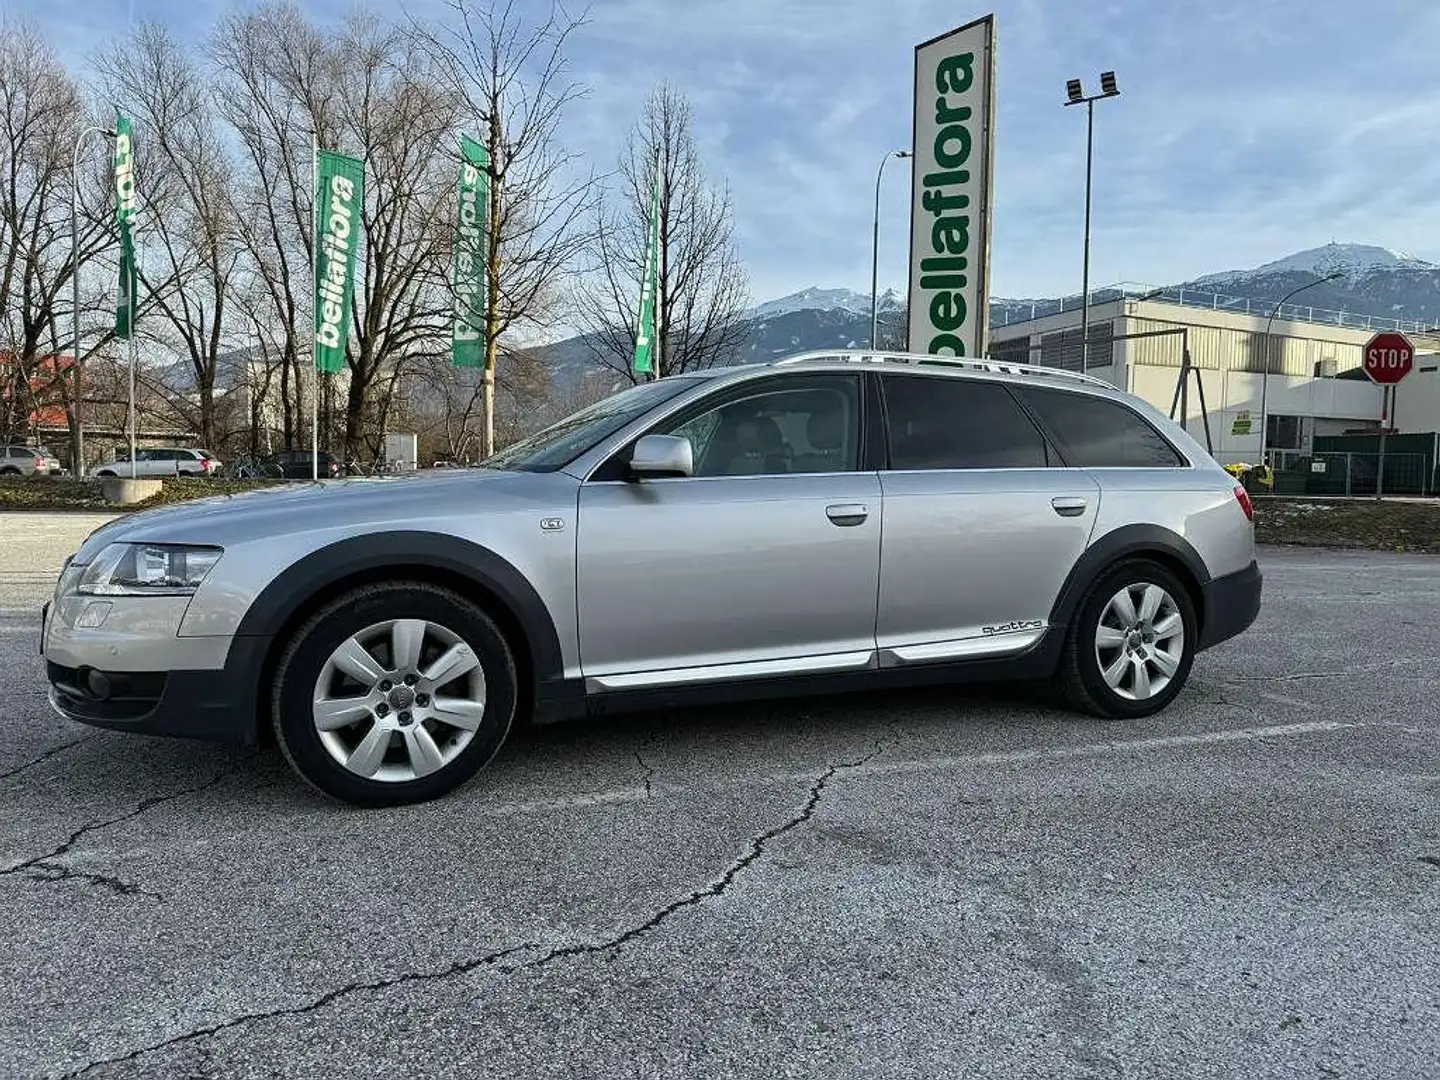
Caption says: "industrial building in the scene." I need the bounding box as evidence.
[988,284,1440,490]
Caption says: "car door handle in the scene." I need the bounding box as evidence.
[826,503,869,526]
[1051,496,1088,517]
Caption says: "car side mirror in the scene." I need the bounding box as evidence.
[627,434,693,480]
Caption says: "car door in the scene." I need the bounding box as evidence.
[874,372,1100,665]
[575,372,882,689]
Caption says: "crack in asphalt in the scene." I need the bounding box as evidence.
[23,862,165,901]
[0,767,238,899]
[54,726,903,1078]
[516,725,900,974]
[634,729,659,799]
[54,942,541,1080]
[0,735,93,783]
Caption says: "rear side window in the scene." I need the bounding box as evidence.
[882,374,1050,470]
[1016,387,1185,468]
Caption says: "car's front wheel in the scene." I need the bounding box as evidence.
[272,582,518,806]
[1058,558,1197,719]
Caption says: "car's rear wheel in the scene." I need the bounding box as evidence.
[0,467,19,476]
[271,582,518,806]
[1058,558,1196,719]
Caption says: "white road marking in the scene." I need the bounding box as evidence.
[469,721,1359,817]
[811,721,1358,782]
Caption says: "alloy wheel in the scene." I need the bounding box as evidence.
[1093,582,1185,702]
[312,618,488,782]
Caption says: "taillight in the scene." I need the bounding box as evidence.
[1234,485,1254,521]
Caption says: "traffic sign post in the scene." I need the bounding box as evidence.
[1363,331,1414,499]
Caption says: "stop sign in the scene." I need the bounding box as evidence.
[1363,331,1414,385]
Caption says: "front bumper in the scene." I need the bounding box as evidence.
[42,592,266,746]
[1197,559,1263,650]
[46,644,265,745]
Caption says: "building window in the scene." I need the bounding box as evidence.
[1038,321,1113,371]
[1265,413,1302,451]
[988,336,1032,365]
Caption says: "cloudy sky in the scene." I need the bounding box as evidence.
[13,0,1440,305]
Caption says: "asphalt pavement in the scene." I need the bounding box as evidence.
[1,512,1436,1079]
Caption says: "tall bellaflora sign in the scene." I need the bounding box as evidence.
[452,134,489,368]
[314,149,365,374]
[907,15,996,359]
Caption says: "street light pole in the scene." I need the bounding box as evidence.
[1259,271,1342,468]
[870,149,910,350]
[71,124,115,479]
[1064,72,1120,372]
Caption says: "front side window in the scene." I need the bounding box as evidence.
[1016,386,1185,468]
[882,374,1050,470]
[655,376,861,477]
[482,376,706,473]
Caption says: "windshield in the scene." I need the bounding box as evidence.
[481,376,706,472]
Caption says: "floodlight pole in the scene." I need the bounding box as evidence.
[870,149,910,350]
[1064,74,1120,371]
[1259,272,1342,470]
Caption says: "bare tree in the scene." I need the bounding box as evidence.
[210,1,330,453]
[0,18,119,468]
[417,0,597,457]
[578,82,750,382]
[213,4,479,463]
[98,22,244,450]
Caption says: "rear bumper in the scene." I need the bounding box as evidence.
[46,639,267,745]
[1198,560,1262,650]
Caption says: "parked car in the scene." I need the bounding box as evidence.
[42,349,1261,807]
[264,449,344,479]
[94,448,221,478]
[0,444,61,477]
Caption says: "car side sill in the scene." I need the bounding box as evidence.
[877,627,1047,666]
[584,648,877,693]
[564,630,1067,722]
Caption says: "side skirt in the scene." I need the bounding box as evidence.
[531,630,1067,724]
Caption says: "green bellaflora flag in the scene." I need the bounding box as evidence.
[452,134,489,367]
[113,111,138,340]
[314,149,365,374]
[632,149,661,376]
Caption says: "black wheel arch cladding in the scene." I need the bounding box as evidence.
[234,531,565,688]
[1050,524,1210,633]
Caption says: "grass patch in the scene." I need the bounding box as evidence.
[0,474,285,511]
[1254,497,1440,553]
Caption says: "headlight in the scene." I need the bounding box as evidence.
[76,543,223,596]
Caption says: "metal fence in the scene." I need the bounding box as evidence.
[993,282,1433,336]
[1266,450,1430,497]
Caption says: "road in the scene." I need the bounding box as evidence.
[1,512,1436,1079]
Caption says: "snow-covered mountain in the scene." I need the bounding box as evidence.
[1195,243,1437,287]
[532,243,1440,395]
[747,286,902,320]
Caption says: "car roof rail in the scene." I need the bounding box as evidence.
[770,349,1115,389]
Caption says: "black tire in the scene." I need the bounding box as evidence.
[1057,558,1197,719]
[271,581,519,807]
[0,467,20,477]
[95,470,116,478]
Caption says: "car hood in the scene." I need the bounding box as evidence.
[73,468,572,561]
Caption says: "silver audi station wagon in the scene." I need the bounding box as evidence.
[43,351,1262,806]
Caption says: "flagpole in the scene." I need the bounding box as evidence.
[128,145,138,480]
[311,131,319,482]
